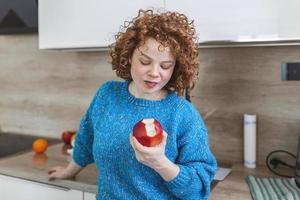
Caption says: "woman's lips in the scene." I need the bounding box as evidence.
[144,81,158,88]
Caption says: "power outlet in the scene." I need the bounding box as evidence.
[282,62,300,81]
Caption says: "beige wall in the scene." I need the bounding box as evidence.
[1,34,300,165]
[0,34,118,137]
[193,46,300,164]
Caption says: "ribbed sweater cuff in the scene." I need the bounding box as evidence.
[73,153,86,167]
[73,147,92,167]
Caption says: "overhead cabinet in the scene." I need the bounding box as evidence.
[38,0,164,49]
[38,0,300,49]
[166,0,278,42]
[166,0,300,42]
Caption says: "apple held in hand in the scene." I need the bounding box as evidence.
[61,130,76,144]
[133,118,163,147]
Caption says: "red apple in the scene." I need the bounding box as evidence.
[61,130,76,144]
[133,118,163,147]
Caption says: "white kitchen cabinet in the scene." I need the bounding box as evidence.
[277,0,300,39]
[165,0,278,42]
[39,0,300,49]
[0,174,83,200]
[166,0,300,43]
[39,0,164,49]
[84,192,96,200]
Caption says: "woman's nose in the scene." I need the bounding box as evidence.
[148,64,160,77]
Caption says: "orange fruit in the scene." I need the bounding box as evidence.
[32,139,48,153]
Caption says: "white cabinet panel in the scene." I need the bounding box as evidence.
[39,0,300,49]
[39,0,164,49]
[166,0,279,42]
[277,0,300,39]
[0,175,82,200]
[84,192,96,200]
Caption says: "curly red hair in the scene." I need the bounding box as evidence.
[110,9,199,96]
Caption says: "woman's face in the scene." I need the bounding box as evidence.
[130,38,175,100]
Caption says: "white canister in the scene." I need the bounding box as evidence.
[244,114,257,168]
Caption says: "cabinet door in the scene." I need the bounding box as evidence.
[166,0,279,42]
[277,0,300,39]
[39,0,164,49]
[84,192,96,200]
[0,175,82,200]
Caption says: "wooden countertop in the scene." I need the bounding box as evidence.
[0,143,98,193]
[210,163,294,200]
[0,142,293,198]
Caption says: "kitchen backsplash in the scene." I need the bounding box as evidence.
[1,34,300,165]
[0,34,118,136]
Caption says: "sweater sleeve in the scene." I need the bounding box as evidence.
[73,82,109,167]
[164,104,217,200]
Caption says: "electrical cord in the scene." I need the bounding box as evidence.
[265,150,296,178]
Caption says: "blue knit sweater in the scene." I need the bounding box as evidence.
[73,81,217,200]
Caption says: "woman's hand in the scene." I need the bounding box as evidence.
[130,131,167,170]
[48,166,73,181]
[48,160,83,181]
[130,131,180,181]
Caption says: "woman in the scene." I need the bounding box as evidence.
[48,9,217,200]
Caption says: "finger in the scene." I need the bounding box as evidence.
[48,169,56,175]
[129,135,137,151]
[48,172,56,181]
[48,166,62,174]
[163,130,168,137]
[129,134,136,147]
[161,131,168,146]
[131,136,141,149]
[131,136,150,153]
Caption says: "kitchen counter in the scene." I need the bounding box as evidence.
[0,143,293,199]
[210,163,294,200]
[0,143,98,193]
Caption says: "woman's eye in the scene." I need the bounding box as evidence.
[140,60,150,65]
[161,65,172,70]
